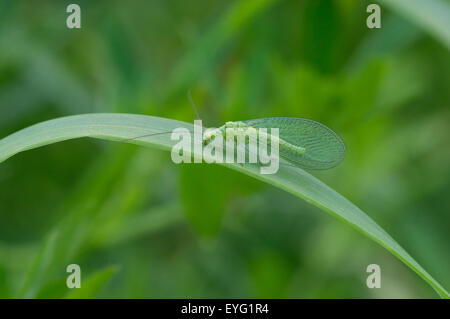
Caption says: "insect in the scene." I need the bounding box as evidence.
[126,117,345,170]
[126,92,345,170]
[201,117,345,170]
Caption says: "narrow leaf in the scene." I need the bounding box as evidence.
[0,114,448,298]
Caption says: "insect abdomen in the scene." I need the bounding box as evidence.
[256,129,306,156]
[278,139,306,156]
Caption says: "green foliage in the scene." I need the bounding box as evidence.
[180,165,229,237]
[0,114,448,298]
[65,267,119,299]
[381,0,450,49]
[0,0,449,298]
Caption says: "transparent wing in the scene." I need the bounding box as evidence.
[244,117,345,170]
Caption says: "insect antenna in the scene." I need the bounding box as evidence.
[121,130,204,143]
[122,92,209,145]
[122,131,176,142]
[187,89,201,121]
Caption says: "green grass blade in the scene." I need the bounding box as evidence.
[381,0,450,49]
[0,113,448,298]
[17,230,59,298]
[65,266,119,299]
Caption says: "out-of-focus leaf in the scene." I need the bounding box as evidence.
[167,0,278,95]
[35,279,69,299]
[250,251,292,298]
[100,203,183,246]
[14,147,136,298]
[180,164,229,237]
[65,266,119,299]
[17,230,59,298]
[381,0,450,49]
[0,265,10,298]
[348,15,421,71]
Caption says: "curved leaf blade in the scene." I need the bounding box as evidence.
[0,113,448,298]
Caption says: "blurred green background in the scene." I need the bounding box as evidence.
[0,0,449,298]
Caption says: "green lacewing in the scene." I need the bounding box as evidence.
[127,117,345,170]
